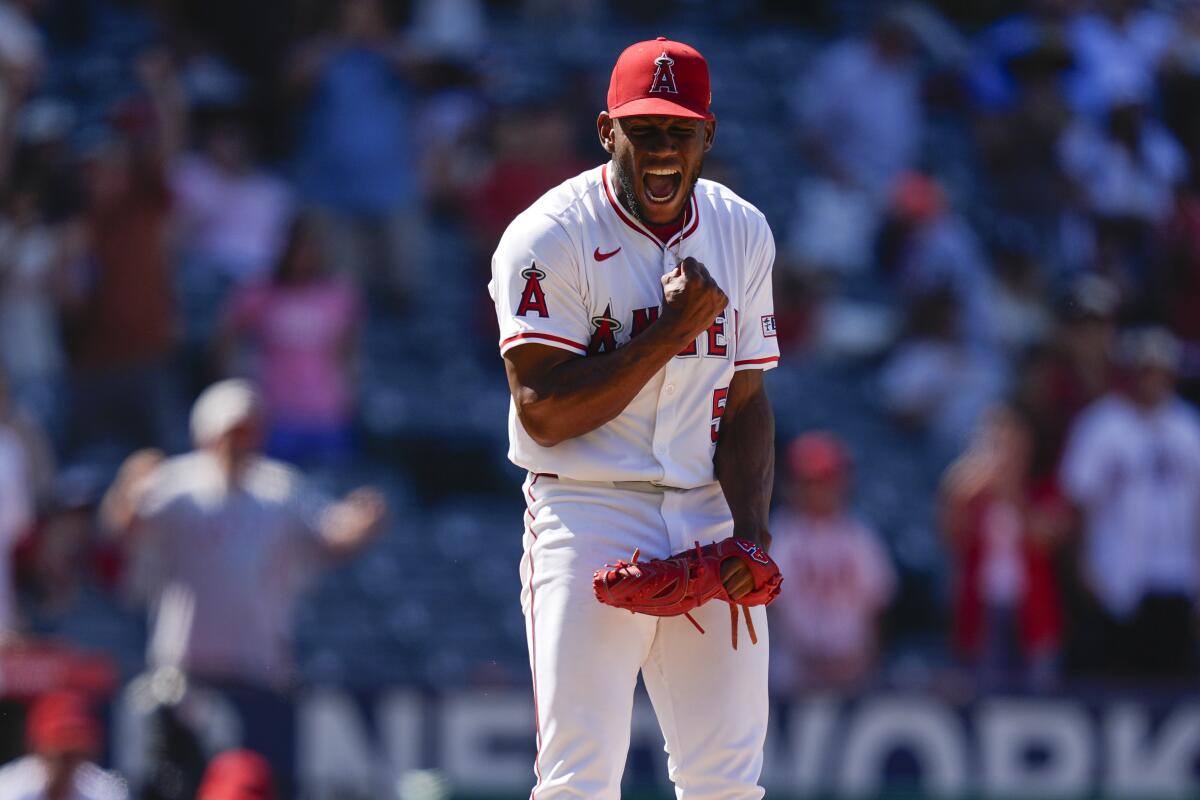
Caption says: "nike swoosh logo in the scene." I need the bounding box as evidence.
[594,246,622,261]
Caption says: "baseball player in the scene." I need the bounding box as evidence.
[489,37,779,798]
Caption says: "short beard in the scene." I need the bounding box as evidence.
[613,155,702,227]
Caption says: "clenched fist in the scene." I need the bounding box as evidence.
[660,257,728,346]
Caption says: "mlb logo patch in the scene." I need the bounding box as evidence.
[761,315,777,338]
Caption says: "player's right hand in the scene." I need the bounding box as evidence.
[660,257,728,343]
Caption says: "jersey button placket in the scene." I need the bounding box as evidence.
[653,242,683,480]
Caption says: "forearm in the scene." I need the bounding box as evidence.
[513,321,695,447]
[714,383,775,549]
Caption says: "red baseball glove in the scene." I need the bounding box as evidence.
[592,537,783,649]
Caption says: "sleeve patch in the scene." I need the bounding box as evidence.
[761,315,777,338]
[516,264,549,317]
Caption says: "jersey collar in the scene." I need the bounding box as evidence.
[601,163,700,252]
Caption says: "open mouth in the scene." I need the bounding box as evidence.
[643,167,682,204]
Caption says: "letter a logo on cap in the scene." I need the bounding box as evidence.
[649,52,679,94]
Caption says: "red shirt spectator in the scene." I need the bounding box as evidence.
[941,402,1070,685]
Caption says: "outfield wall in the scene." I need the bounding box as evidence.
[107,683,1200,798]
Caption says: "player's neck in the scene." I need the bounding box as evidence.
[644,210,689,244]
[608,161,691,243]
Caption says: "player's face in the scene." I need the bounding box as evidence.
[599,113,715,227]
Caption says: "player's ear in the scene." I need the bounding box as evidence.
[702,119,716,153]
[597,111,615,155]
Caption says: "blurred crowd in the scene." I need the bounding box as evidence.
[3,0,1200,793]
[770,0,1200,695]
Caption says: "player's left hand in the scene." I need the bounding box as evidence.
[720,558,756,600]
[593,535,783,649]
[721,530,772,600]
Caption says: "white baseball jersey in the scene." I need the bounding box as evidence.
[1060,393,1200,616]
[0,756,128,800]
[488,164,779,489]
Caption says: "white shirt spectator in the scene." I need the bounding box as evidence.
[793,39,920,195]
[769,512,895,688]
[1058,116,1187,224]
[171,154,293,281]
[0,755,127,800]
[1060,394,1200,617]
[0,424,31,635]
[880,338,1007,449]
[0,220,63,384]
[128,451,331,688]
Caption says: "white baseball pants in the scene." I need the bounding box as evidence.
[519,472,769,799]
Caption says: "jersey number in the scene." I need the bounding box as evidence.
[711,387,729,443]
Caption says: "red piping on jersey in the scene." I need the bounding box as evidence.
[501,331,588,354]
[524,473,544,798]
[734,355,780,367]
[601,164,700,251]
[670,196,700,248]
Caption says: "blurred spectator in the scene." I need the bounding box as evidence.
[0,370,34,640]
[1160,1,1200,170]
[1058,90,1187,224]
[940,402,1070,687]
[25,466,117,618]
[197,749,274,800]
[1013,274,1118,478]
[971,4,1077,264]
[0,166,68,436]
[218,217,361,466]
[289,0,427,305]
[770,433,895,691]
[879,172,998,350]
[172,113,293,350]
[879,287,1007,452]
[1066,0,1173,115]
[414,57,489,218]
[64,51,185,457]
[469,103,589,260]
[1058,91,1187,293]
[787,9,921,274]
[0,366,54,509]
[990,245,1054,353]
[969,0,1078,113]
[409,0,486,60]
[1158,189,1200,343]
[1060,327,1200,678]
[0,690,127,799]
[99,379,386,779]
[0,0,44,185]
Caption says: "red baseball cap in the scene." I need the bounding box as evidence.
[27,691,101,755]
[788,432,849,481]
[198,749,276,800]
[607,36,713,121]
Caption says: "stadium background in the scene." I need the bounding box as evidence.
[2,0,1200,797]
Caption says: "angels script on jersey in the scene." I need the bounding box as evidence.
[588,302,734,358]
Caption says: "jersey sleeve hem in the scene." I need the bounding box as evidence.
[500,331,589,357]
[733,355,780,371]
